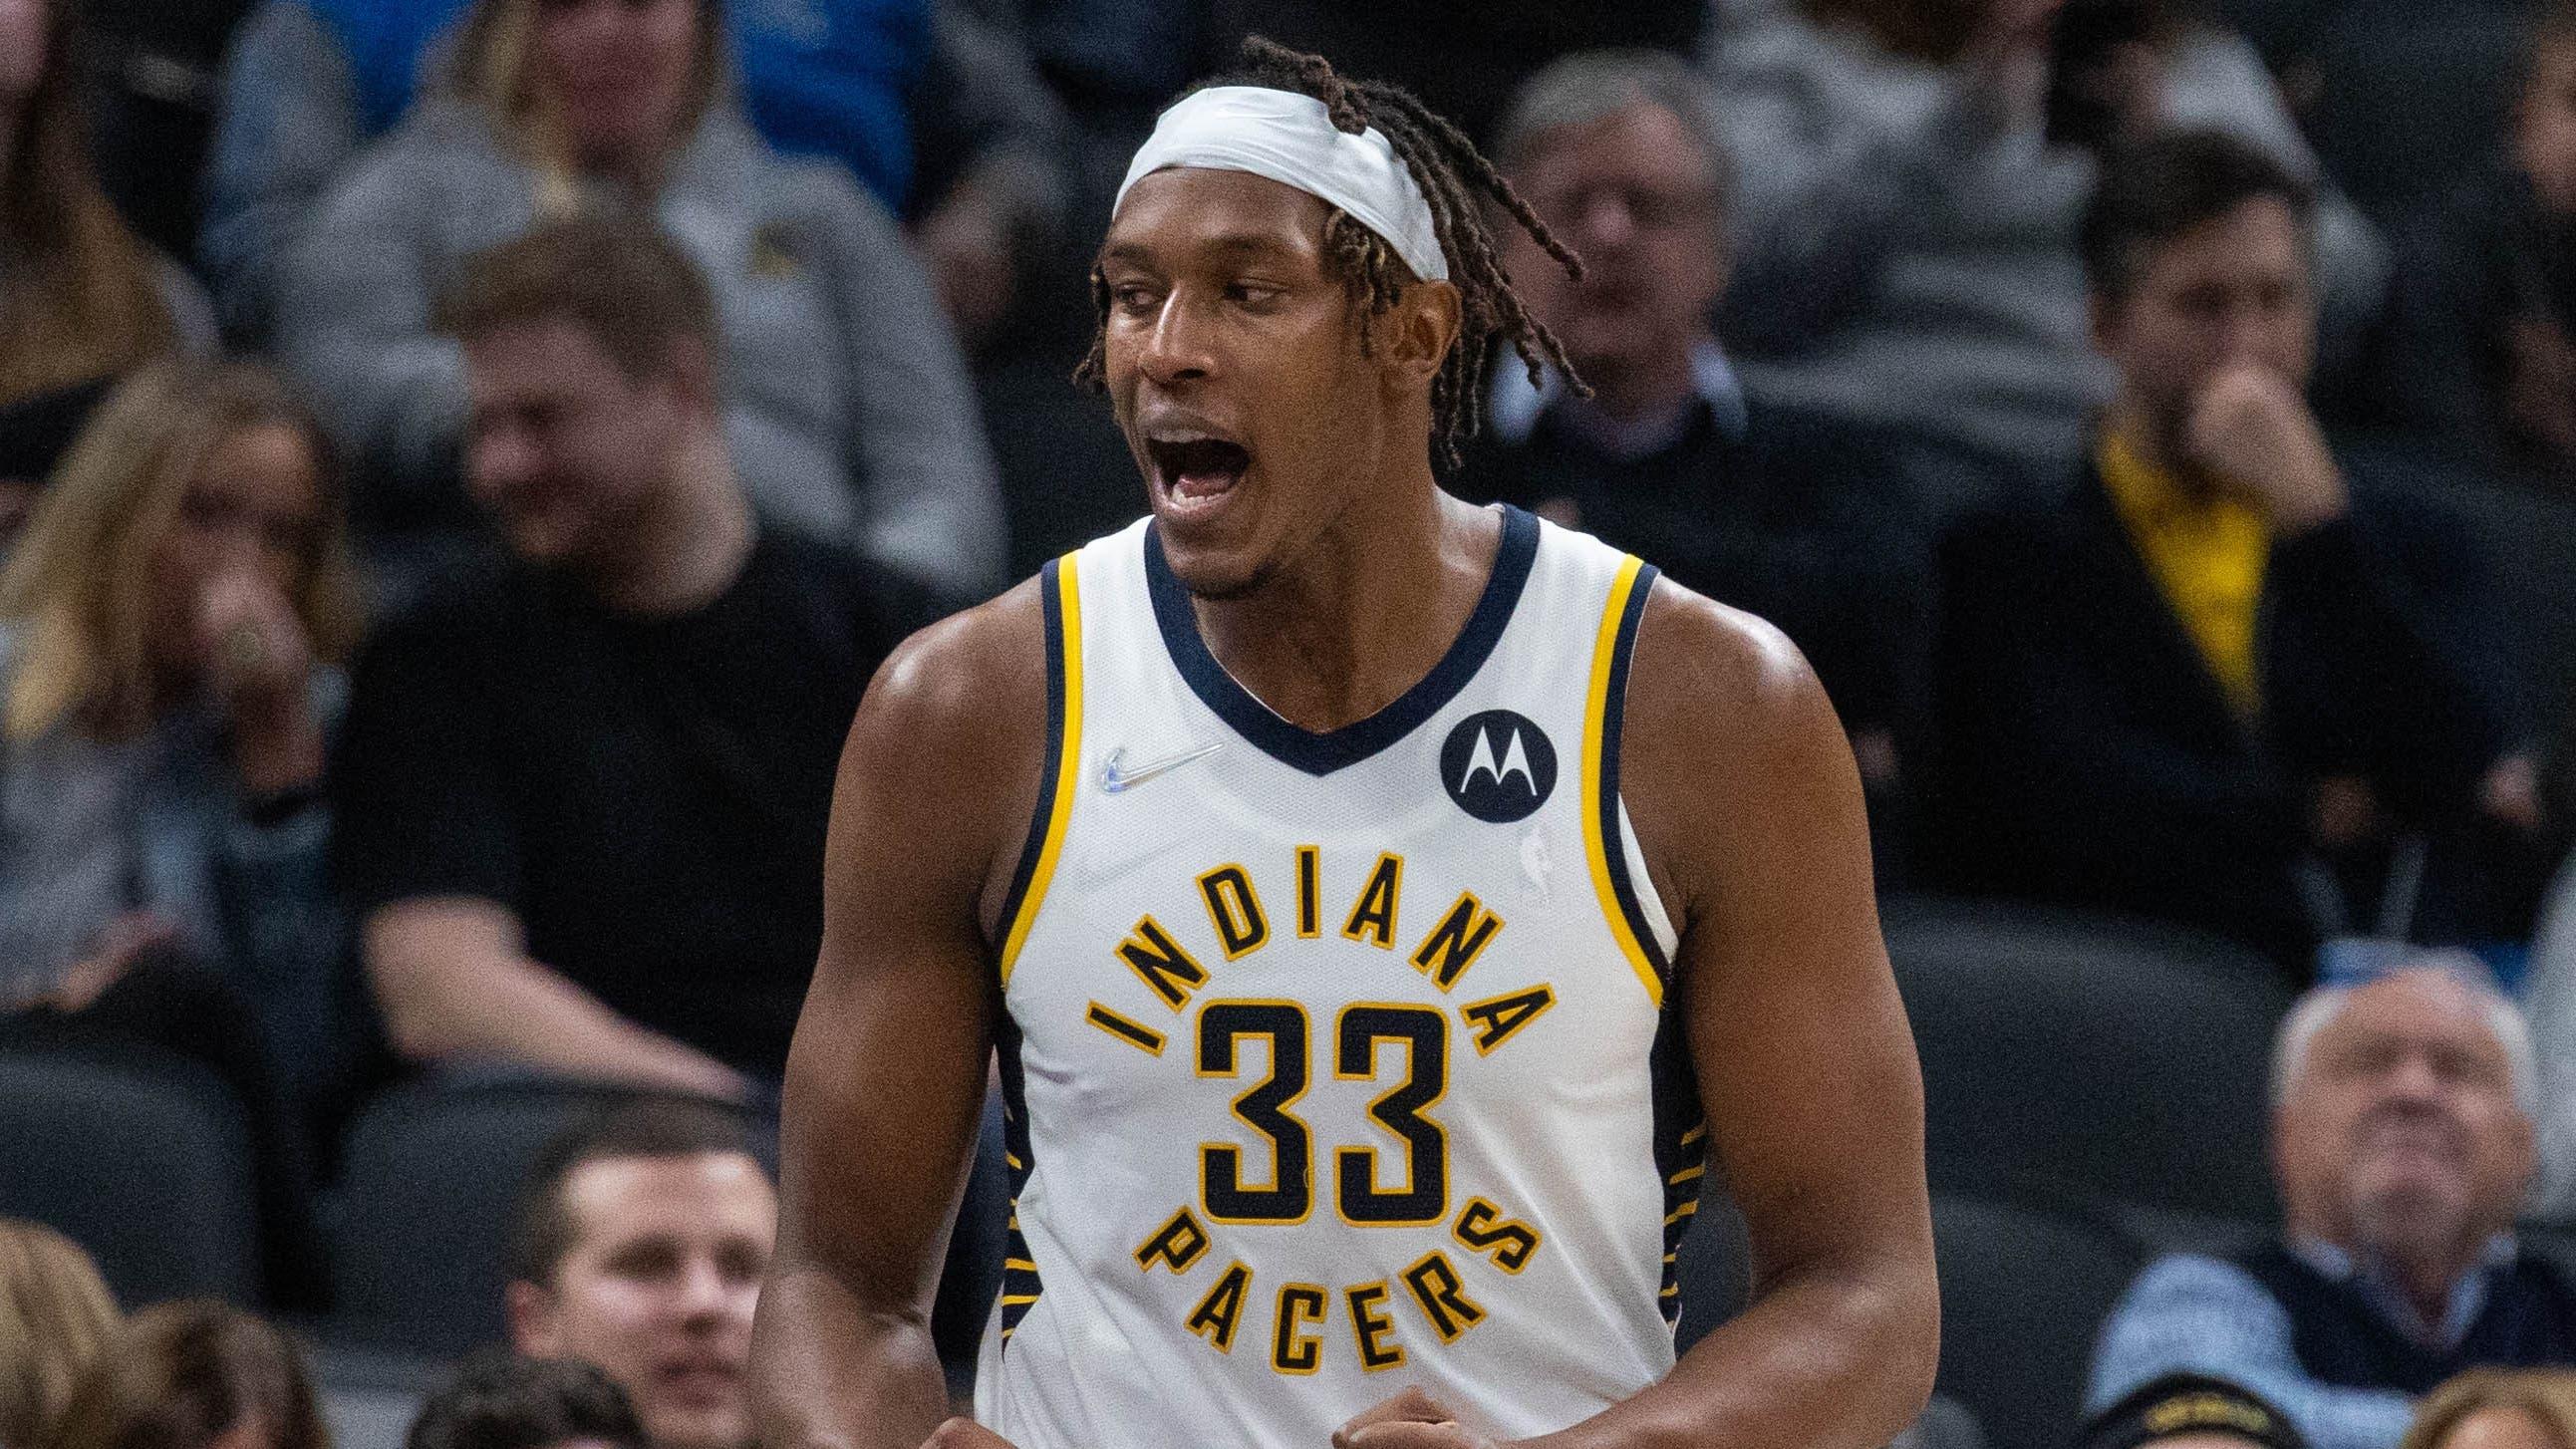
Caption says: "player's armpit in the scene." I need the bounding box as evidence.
[1538,581,1936,1449]
[751,585,1051,1449]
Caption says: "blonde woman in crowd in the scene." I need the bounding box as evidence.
[2400,1371,2576,1449]
[45,1303,327,1449]
[0,1221,119,1449]
[277,0,1003,599]
[0,362,366,1306]
[0,0,214,537]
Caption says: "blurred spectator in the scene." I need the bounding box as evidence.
[74,0,258,262]
[202,0,1071,356]
[272,0,1004,598]
[0,0,214,416]
[0,362,366,1102]
[49,1301,327,1449]
[2515,852,2576,1220]
[409,1350,648,1449]
[1199,0,1703,153]
[0,380,113,553]
[501,1102,766,1449]
[2379,6,2576,488]
[2083,1372,2312,1449]
[1922,131,2520,969]
[1707,0,2387,512]
[331,221,927,1097]
[2398,1370,2576,1449]
[1468,47,1928,782]
[0,1221,120,1449]
[0,362,363,1307]
[2090,965,2572,1449]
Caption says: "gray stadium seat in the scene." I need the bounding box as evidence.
[1930,1192,2148,1449]
[330,1074,669,1355]
[308,1340,447,1449]
[330,1072,1005,1376]
[1883,897,2295,1231]
[0,1048,260,1306]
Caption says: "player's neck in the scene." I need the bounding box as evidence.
[1192,484,1500,735]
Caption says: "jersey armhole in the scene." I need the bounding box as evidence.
[1580,556,1673,1008]
[1614,798,1682,963]
[995,555,1084,985]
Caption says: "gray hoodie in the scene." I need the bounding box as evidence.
[1709,14,2388,504]
[277,94,1005,595]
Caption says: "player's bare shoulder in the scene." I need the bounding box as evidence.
[1618,574,1863,922]
[830,574,1053,937]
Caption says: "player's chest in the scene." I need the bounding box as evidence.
[1004,822,1658,1131]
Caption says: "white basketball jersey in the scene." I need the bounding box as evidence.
[973,506,1703,1446]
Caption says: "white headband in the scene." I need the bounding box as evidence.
[1114,86,1450,284]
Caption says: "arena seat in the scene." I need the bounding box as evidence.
[329,1074,685,1355]
[307,1339,448,1449]
[0,1047,261,1305]
[330,1072,1007,1374]
[1930,1191,2149,1449]
[1882,896,2295,1230]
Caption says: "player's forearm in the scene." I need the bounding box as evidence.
[751,1263,954,1449]
[1527,1253,1938,1449]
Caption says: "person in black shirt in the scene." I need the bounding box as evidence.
[331,219,926,1095]
[1464,50,1928,784]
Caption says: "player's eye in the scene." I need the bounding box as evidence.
[1226,282,1285,307]
[1109,283,1161,315]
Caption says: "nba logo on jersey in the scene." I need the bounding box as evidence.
[976,508,1707,1448]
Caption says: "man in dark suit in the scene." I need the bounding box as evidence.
[1923,130,2527,969]
[1467,49,1928,786]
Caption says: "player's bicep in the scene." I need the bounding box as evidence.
[774,620,1028,1317]
[1636,595,1929,1281]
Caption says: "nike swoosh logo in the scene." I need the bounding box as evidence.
[1098,740,1223,794]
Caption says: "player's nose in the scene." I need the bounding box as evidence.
[1137,291,1220,386]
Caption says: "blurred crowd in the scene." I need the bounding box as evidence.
[21,0,2576,1445]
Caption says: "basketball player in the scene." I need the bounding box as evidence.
[749,40,1937,1449]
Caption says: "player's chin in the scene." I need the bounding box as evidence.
[1156,530,1275,602]
[1150,472,1271,596]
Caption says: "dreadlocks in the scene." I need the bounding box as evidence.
[1076,37,1588,478]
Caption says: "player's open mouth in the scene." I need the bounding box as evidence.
[1148,436,1252,506]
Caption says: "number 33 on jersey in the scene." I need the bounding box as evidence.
[976,509,1708,1448]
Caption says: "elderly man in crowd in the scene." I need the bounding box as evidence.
[1467,48,1927,784]
[2089,964,2576,1449]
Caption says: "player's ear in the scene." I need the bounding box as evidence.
[1379,280,1462,385]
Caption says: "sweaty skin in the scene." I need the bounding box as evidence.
[748,167,1936,1449]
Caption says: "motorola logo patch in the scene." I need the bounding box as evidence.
[1440,711,1558,824]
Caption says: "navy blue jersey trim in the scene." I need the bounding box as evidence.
[1596,562,1670,984]
[995,1013,1042,1342]
[1649,1002,1706,1327]
[991,558,1066,962]
[1142,506,1542,777]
